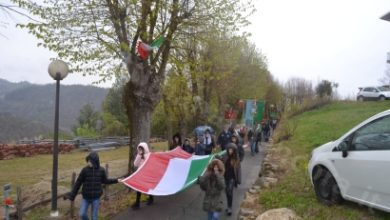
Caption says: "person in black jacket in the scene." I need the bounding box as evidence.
[182,138,194,154]
[217,124,232,151]
[203,129,215,155]
[170,133,182,150]
[64,152,120,220]
[222,143,241,216]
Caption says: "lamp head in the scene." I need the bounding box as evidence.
[48,60,69,80]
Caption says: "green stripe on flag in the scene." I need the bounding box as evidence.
[255,101,265,123]
[182,156,213,190]
[151,36,165,48]
[181,150,226,191]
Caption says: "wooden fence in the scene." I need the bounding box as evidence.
[7,164,128,220]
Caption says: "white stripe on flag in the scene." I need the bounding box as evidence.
[148,158,191,195]
[148,155,210,195]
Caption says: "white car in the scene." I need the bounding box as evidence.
[357,86,390,101]
[308,109,390,212]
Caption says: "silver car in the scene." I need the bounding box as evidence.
[308,109,390,212]
[357,86,390,101]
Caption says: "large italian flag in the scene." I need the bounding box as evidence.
[121,147,223,196]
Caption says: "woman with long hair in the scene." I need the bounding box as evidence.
[223,143,241,216]
[231,133,244,162]
[170,133,182,150]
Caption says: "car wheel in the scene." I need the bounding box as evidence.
[357,96,364,101]
[379,96,386,101]
[313,167,343,205]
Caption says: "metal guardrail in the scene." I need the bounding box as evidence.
[15,136,166,152]
[16,137,131,152]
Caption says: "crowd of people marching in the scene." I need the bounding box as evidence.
[167,120,277,219]
[169,120,276,157]
[64,119,277,220]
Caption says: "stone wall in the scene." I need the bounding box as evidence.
[239,140,302,220]
[0,143,74,160]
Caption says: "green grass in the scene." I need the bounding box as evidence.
[0,141,168,219]
[260,101,390,219]
[0,141,168,189]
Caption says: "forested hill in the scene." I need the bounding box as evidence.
[0,112,52,143]
[0,78,108,142]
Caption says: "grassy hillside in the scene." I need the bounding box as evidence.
[260,101,390,219]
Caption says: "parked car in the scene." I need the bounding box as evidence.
[308,109,390,212]
[357,86,390,101]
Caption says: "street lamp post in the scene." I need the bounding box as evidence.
[48,60,69,217]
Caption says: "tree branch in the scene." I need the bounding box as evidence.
[0,3,42,23]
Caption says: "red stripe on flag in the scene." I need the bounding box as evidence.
[123,147,192,193]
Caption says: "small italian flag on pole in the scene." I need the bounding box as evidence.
[121,147,224,196]
[137,36,165,60]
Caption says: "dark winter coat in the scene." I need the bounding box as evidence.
[231,134,245,162]
[203,134,215,154]
[170,133,182,150]
[217,130,232,150]
[237,142,245,162]
[182,143,194,154]
[194,142,206,155]
[223,143,242,185]
[198,159,225,212]
[255,127,262,142]
[247,129,254,141]
[67,152,118,200]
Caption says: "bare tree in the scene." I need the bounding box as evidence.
[283,77,314,106]
[0,2,40,38]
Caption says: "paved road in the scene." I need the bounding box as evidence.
[113,145,264,220]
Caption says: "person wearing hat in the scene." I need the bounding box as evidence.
[64,152,121,220]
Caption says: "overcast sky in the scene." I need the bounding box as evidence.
[1,0,390,98]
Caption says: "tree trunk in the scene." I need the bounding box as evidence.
[217,92,226,128]
[202,75,213,124]
[179,119,187,141]
[123,60,161,172]
[162,93,173,149]
[189,48,201,127]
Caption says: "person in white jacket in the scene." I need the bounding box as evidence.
[132,142,154,210]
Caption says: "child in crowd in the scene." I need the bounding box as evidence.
[198,159,225,220]
[132,142,154,210]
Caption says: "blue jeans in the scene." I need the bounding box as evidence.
[207,211,220,220]
[80,198,100,220]
[251,141,256,155]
